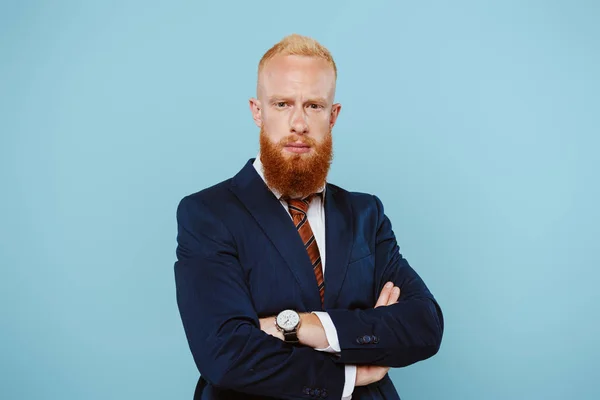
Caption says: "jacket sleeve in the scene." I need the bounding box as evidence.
[326,195,444,368]
[174,195,346,399]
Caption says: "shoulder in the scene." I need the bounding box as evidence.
[176,177,237,221]
[326,182,385,214]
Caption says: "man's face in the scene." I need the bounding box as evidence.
[249,54,341,197]
[251,54,340,152]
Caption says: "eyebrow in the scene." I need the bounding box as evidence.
[268,95,328,104]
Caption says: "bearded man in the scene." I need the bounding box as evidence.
[174,34,444,400]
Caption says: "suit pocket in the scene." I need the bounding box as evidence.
[339,251,376,308]
[348,251,373,265]
[348,243,372,264]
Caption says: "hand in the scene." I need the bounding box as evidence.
[355,364,391,386]
[375,281,401,308]
[259,316,283,340]
[355,282,400,387]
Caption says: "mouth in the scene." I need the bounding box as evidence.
[283,143,311,154]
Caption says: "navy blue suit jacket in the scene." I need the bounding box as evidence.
[174,159,444,399]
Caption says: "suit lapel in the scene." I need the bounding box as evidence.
[230,159,322,311]
[323,184,354,309]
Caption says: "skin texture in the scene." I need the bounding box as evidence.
[251,53,397,388]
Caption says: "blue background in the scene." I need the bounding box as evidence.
[1,1,599,399]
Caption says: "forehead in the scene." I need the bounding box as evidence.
[259,54,336,99]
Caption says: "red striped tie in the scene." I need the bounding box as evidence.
[287,196,325,306]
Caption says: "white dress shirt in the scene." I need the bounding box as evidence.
[253,156,356,399]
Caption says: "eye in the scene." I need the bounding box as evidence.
[275,101,287,108]
[308,104,323,110]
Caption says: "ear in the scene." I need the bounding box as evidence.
[329,103,342,129]
[249,97,262,128]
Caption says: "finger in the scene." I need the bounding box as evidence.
[387,286,401,305]
[375,282,393,308]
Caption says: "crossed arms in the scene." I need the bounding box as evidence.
[174,194,444,399]
[259,282,405,389]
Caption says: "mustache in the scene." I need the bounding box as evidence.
[278,135,317,146]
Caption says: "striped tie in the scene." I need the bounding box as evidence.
[287,195,325,306]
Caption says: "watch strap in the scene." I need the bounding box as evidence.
[283,330,299,343]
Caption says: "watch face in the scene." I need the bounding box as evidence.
[277,310,300,331]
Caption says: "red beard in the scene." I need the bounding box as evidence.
[259,126,333,199]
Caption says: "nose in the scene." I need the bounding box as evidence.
[290,107,309,135]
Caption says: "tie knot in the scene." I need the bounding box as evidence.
[287,195,314,216]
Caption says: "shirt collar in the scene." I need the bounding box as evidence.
[252,153,326,200]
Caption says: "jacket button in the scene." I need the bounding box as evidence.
[314,389,321,397]
[362,335,372,344]
[373,335,379,344]
[356,337,364,344]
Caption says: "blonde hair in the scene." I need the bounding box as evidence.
[258,33,337,80]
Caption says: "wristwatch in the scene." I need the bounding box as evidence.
[275,309,301,343]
